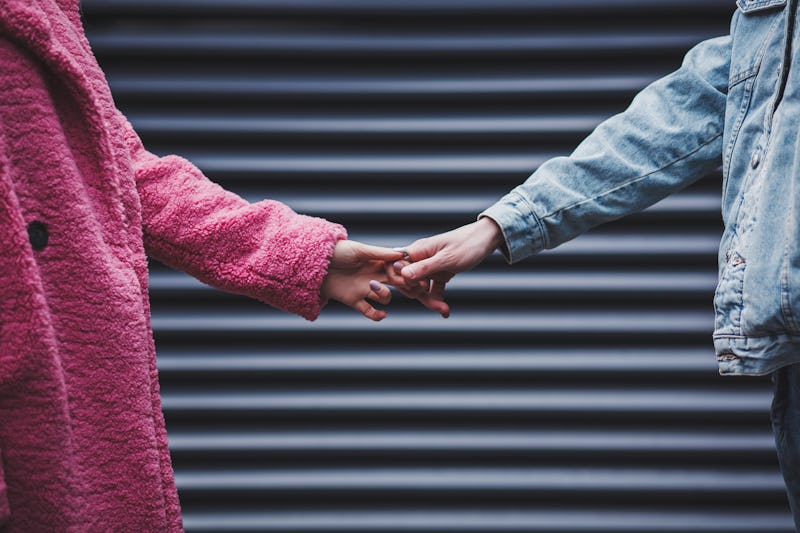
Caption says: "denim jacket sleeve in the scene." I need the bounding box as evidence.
[481,34,731,264]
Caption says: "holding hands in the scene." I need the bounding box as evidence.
[324,217,503,321]
[393,217,504,318]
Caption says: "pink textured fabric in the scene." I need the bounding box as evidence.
[0,0,346,530]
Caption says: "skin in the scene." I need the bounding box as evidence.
[321,240,405,322]
[394,217,504,318]
[323,217,502,321]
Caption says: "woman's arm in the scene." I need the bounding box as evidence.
[119,114,401,320]
[397,33,732,307]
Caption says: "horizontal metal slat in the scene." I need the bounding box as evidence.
[151,310,715,336]
[175,467,785,493]
[180,509,794,533]
[168,429,774,455]
[88,31,710,56]
[164,152,553,175]
[127,113,606,137]
[148,270,717,297]
[107,73,659,100]
[82,0,732,15]
[160,389,770,415]
[155,348,719,375]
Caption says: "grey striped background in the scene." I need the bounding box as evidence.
[82,1,795,531]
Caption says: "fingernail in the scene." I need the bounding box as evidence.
[442,312,450,319]
[369,280,382,292]
[392,247,407,253]
[393,261,404,272]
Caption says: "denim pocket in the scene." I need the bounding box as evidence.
[723,4,785,211]
[736,0,788,13]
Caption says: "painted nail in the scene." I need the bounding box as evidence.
[369,280,382,292]
[393,261,405,272]
[392,247,407,253]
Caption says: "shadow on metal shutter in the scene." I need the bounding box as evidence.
[81,1,795,531]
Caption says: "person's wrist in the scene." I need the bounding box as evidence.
[477,216,504,251]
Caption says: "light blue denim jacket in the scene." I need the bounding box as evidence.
[482,0,800,376]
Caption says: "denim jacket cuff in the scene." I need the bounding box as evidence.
[479,191,547,264]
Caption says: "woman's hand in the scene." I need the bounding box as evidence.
[393,217,504,318]
[321,240,404,321]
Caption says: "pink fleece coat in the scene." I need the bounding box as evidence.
[0,0,346,530]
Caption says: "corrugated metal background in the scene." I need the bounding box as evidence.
[81,1,795,531]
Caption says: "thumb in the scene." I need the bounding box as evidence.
[401,255,447,281]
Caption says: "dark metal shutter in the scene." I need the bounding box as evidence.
[81,1,794,531]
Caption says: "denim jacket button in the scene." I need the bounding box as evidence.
[750,150,761,169]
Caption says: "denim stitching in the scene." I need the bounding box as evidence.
[729,65,759,87]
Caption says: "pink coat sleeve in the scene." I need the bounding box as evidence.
[120,115,347,321]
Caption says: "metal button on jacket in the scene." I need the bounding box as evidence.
[750,150,761,169]
[27,221,48,251]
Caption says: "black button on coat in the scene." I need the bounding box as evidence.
[27,221,48,250]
